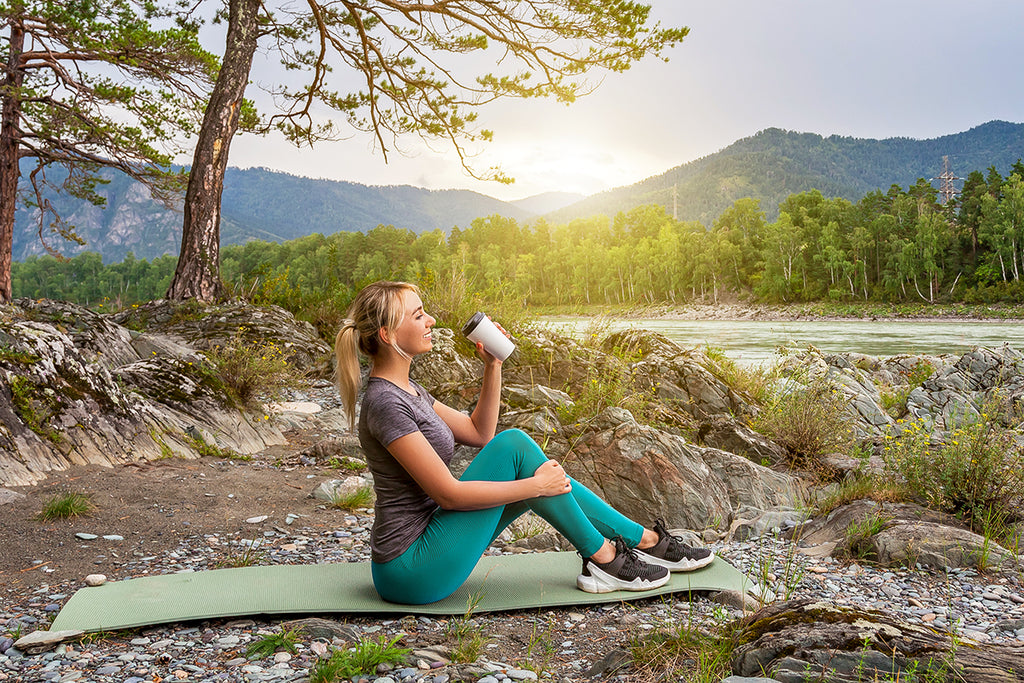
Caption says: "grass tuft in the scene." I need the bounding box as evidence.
[246,628,300,660]
[37,491,95,520]
[327,485,374,512]
[309,634,410,683]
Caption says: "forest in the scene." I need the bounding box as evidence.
[11,163,1024,329]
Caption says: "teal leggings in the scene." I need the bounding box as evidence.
[371,428,644,604]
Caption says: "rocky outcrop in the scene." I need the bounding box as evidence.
[0,299,334,486]
[111,299,331,376]
[796,500,1016,570]
[731,598,1024,683]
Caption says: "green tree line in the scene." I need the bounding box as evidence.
[13,165,1024,325]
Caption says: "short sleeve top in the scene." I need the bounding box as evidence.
[358,376,456,563]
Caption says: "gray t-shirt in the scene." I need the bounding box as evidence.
[359,376,456,563]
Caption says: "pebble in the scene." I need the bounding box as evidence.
[3,382,1021,682]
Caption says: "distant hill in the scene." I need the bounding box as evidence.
[547,120,1024,225]
[510,191,586,215]
[11,120,1024,263]
[12,167,535,263]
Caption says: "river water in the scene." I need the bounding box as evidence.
[539,317,1024,366]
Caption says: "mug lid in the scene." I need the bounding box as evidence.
[461,311,485,336]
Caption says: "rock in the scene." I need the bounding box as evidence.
[730,509,807,542]
[13,629,84,654]
[111,299,331,375]
[795,500,1014,570]
[711,589,764,612]
[697,447,808,513]
[0,299,289,486]
[696,416,787,465]
[0,487,26,505]
[566,409,733,530]
[504,384,574,411]
[296,435,363,463]
[84,574,106,586]
[410,327,478,406]
[583,648,631,678]
[731,598,1024,683]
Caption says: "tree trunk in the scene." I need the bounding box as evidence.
[166,0,260,301]
[0,17,26,303]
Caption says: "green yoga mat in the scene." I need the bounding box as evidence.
[50,553,759,633]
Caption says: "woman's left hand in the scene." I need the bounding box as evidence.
[474,319,511,366]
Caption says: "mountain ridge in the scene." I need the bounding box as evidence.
[11,120,1023,263]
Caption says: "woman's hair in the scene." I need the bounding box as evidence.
[335,281,420,429]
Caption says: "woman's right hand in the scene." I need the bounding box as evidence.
[532,459,572,497]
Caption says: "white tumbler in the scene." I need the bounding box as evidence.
[462,312,515,361]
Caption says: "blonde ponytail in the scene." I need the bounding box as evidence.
[334,320,361,431]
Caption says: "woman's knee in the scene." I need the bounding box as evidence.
[490,428,539,452]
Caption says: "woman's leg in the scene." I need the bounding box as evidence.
[371,429,645,603]
[460,429,645,551]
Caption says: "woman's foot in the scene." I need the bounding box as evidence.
[576,537,670,594]
[635,519,715,572]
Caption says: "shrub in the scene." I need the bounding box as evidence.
[750,377,857,469]
[701,345,780,405]
[246,628,300,660]
[327,485,374,512]
[881,405,1024,534]
[203,329,293,409]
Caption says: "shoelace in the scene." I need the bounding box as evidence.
[614,538,659,577]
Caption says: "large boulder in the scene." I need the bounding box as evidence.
[908,345,1024,431]
[564,408,733,531]
[111,299,331,376]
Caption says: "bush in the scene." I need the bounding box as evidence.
[203,329,293,409]
[881,404,1024,534]
[555,331,655,427]
[750,377,857,468]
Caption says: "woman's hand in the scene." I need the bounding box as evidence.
[474,318,511,367]
[532,459,572,497]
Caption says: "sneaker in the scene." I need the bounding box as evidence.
[576,537,670,594]
[635,519,715,572]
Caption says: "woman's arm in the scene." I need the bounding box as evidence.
[434,354,502,447]
[387,430,570,510]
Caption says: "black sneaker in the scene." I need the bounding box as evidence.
[635,519,715,572]
[576,537,670,594]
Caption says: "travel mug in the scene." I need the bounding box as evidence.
[462,312,515,361]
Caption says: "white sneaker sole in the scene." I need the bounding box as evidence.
[576,564,671,594]
[635,549,716,572]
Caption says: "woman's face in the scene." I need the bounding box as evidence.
[389,289,435,357]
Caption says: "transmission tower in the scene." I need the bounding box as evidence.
[933,155,963,204]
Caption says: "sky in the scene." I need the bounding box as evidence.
[222,1,1024,203]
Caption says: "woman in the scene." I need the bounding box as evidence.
[335,281,713,605]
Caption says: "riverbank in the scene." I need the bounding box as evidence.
[531,301,1024,322]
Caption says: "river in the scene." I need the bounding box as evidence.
[539,317,1024,366]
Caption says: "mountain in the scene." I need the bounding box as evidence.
[11,120,1024,263]
[547,120,1024,225]
[510,191,586,215]
[12,167,535,263]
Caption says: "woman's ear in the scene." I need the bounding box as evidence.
[377,326,391,346]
